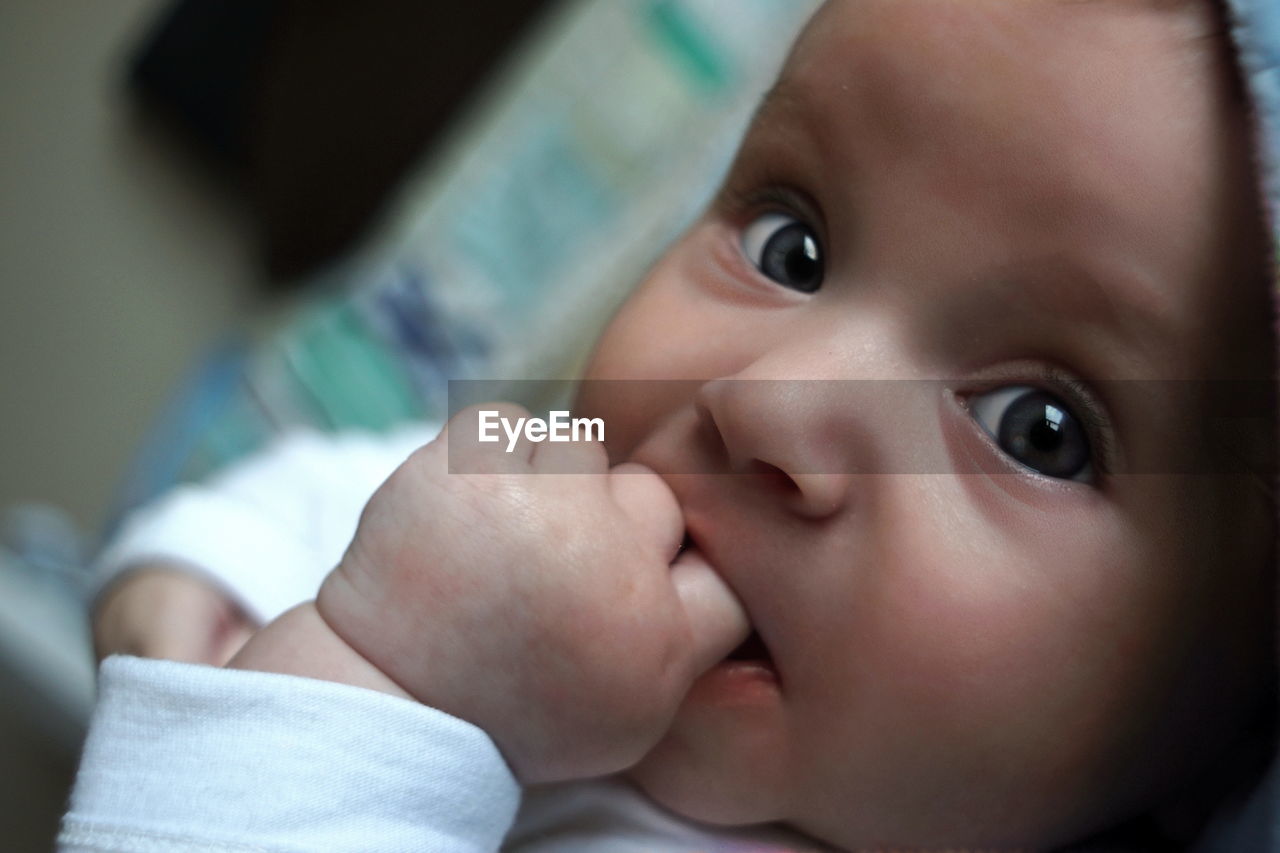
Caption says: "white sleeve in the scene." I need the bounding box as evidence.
[59,656,521,853]
[93,423,440,623]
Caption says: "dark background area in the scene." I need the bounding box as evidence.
[131,0,551,283]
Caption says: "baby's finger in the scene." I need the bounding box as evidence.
[607,463,684,559]
[441,402,538,471]
[530,429,608,474]
[669,549,751,677]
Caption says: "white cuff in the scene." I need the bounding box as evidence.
[61,656,520,853]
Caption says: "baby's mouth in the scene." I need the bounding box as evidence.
[718,628,780,691]
[676,528,780,682]
[726,630,773,666]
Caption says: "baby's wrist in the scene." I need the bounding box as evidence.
[226,601,413,701]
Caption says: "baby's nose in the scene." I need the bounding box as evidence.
[693,378,866,520]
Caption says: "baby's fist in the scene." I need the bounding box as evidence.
[315,404,748,783]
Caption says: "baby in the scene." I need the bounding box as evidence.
[70,0,1279,850]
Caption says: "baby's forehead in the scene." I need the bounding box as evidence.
[768,2,1208,180]
[739,0,1264,382]
[783,0,1217,125]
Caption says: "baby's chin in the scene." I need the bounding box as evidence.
[620,728,788,829]
[622,735,1145,852]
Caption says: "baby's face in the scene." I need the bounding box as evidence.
[575,0,1274,848]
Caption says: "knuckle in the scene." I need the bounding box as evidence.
[571,437,610,471]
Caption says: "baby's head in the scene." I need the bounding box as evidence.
[575,0,1276,847]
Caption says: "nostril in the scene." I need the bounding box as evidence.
[746,458,801,496]
[746,460,851,519]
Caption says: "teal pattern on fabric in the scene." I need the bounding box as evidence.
[1225,0,1280,252]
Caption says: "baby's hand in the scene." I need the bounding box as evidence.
[314,403,750,783]
[94,568,256,665]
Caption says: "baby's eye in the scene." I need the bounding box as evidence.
[740,212,824,293]
[968,386,1093,481]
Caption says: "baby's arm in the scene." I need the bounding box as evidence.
[63,403,745,851]
[230,403,750,783]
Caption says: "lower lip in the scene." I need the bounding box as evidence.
[690,658,781,707]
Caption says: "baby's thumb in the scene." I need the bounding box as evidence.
[607,462,685,559]
[669,548,751,677]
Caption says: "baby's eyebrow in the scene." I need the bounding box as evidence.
[746,77,815,140]
[754,79,802,124]
[946,256,1176,368]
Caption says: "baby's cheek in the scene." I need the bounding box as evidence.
[862,492,1174,805]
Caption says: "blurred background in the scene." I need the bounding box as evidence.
[3,1,260,848]
[0,0,814,847]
